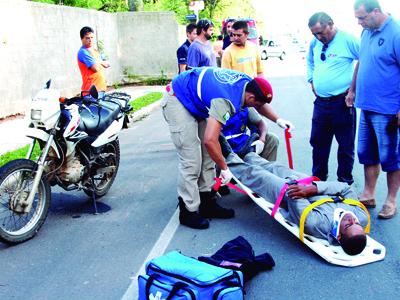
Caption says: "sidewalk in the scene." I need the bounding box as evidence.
[0,85,164,156]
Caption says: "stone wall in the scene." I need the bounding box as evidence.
[0,0,180,118]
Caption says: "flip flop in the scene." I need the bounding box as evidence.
[358,198,376,208]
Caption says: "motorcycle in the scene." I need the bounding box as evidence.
[0,81,132,244]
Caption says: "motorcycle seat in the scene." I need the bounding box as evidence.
[79,101,120,136]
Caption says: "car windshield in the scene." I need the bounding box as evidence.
[248,27,258,40]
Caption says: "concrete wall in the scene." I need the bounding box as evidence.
[0,0,180,118]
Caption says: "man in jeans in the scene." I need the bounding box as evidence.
[348,0,400,219]
[307,12,359,185]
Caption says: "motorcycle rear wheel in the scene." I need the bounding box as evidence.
[84,139,120,199]
[0,159,51,244]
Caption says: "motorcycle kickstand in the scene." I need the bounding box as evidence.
[92,192,98,215]
[90,176,98,215]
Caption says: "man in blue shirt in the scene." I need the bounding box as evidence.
[187,19,217,68]
[307,12,359,185]
[348,0,400,219]
[177,23,197,74]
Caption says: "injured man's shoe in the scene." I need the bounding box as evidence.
[219,134,233,158]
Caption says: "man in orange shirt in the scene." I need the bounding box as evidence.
[77,26,110,97]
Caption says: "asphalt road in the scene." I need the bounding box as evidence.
[0,54,399,300]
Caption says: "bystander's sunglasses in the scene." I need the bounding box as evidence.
[320,44,328,61]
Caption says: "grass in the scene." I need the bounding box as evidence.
[0,91,163,167]
[0,143,41,167]
[129,92,163,112]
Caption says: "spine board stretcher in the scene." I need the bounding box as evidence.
[231,175,386,267]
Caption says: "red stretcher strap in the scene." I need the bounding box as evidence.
[284,128,294,169]
[271,176,320,218]
[213,177,248,196]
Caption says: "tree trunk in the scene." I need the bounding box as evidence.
[128,0,143,11]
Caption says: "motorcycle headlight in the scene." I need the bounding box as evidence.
[31,109,42,120]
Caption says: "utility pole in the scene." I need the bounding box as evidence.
[188,1,204,23]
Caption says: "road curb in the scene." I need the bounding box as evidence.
[128,100,161,125]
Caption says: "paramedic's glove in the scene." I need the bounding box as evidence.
[251,140,264,155]
[276,118,294,132]
[220,168,233,185]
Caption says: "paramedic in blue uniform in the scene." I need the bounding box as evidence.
[162,67,291,229]
[307,12,359,185]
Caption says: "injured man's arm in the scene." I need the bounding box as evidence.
[220,136,368,255]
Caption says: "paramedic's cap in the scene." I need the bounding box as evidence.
[251,77,273,103]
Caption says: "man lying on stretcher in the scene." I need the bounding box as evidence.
[219,135,368,255]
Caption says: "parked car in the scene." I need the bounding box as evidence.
[259,40,286,60]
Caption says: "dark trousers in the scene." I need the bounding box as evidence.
[310,96,356,184]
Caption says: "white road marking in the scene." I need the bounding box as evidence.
[121,208,180,300]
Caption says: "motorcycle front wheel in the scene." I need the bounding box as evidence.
[0,159,51,244]
[84,139,120,199]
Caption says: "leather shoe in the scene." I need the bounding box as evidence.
[358,198,376,208]
[378,204,397,219]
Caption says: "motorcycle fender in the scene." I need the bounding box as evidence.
[91,118,123,147]
[26,127,61,158]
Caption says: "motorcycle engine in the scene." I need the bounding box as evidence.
[59,153,85,183]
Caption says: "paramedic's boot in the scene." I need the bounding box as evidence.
[178,197,209,229]
[199,191,235,219]
[218,185,231,196]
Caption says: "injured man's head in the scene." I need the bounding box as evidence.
[334,210,367,255]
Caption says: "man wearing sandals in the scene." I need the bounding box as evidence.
[347,0,400,219]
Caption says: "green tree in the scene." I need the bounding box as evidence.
[31,0,128,12]
[143,0,190,24]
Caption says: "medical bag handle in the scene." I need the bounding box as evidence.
[284,128,294,169]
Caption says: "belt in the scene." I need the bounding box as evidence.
[317,91,348,101]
